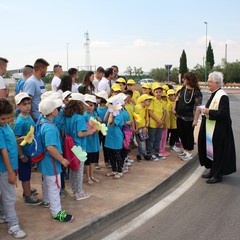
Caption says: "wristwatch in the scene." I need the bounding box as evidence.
[19,155,25,159]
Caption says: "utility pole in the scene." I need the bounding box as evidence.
[84,31,90,70]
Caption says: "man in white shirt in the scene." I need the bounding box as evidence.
[51,64,63,92]
[0,57,9,98]
[98,68,114,96]
[92,66,105,92]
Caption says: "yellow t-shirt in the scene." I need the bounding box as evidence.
[148,97,165,128]
[168,101,177,129]
[125,103,135,122]
[163,100,170,129]
[134,104,148,129]
[132,90,140,105]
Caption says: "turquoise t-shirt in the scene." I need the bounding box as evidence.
[105,114,124,150]
[64,113,87,151]
[0,125,18,172]
[53,108,65,132]
[97,106,108,124]
[84,111,100,153]
[13,115,35,156]
[37,118,62,176]
[120,109,130,122]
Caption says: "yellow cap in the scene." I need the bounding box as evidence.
[167,89,175,96]
[137,94,153,104]
[142,83,152,89]
[161,84,169,91]
[176,85,183,93]
[161,91,167,97]
[127,79,135,85]
[116,77,126,84]
[151,82,162,91]
[111,83,121,92]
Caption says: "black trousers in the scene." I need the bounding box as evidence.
[177,118,194,151]
[105,147,123,173]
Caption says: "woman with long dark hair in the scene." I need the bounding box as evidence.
[175,72,202,161]
[78,71,95,94]
[57,75,72,93]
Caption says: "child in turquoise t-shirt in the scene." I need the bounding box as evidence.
[84,94,101,184]
[38,98,73,223]
[13,92,42,206]
[63,93,95,201]
[0,98,26,238]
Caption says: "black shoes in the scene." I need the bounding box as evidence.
[206,177,222,184]
[136,155,142,162]
[202,172,213,179]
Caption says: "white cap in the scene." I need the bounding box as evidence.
[49,92,62,100]
[107,95,125,105]
[95,91,108,100]
[85,94,97,103]
[62,90,72,100]
[39,98,63,116]
[15,92,31,105]
[69,93,89,106]
[117,92,127,101]
[41,91,53,100]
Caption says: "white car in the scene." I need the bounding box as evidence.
[139,78,155,85]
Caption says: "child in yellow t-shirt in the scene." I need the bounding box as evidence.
[167,89,181,152]
[159,90,170,157]
[126,79,140,105]
[134,94,153,161]
[147,83,166,161]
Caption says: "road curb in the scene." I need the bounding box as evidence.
[63,155,200,240]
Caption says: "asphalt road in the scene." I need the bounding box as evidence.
[123,93,240,240]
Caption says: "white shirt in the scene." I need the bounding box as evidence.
[71,83,79,93]
[92,77,100,92]
[0,76,6,89]
[51,76,61,92]
[98,77,110,96]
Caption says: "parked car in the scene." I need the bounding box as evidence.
[139,78,155,85]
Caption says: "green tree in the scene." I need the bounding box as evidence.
[223,61,240,83]
[179,49,188,79]
[206,41,215,69]
[149,68,166,82]
[124,66,133,76]
[192,64,205,82]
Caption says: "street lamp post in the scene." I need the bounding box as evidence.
[66,42,69,70]
[204,22,208,84]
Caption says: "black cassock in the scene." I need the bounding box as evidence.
[198,89,236,177]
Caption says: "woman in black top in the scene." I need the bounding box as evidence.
[175,72,202,161]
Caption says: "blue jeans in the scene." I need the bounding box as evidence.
[135,134,147,156]
[147,127,163,154]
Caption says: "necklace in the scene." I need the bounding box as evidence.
[183,87,194,104]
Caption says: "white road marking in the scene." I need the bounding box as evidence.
[102,166,205,240]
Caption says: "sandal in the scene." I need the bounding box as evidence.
[91,177,99,183]
[87,178,94,185]
[105,172,117,177]
[113,173,123,179]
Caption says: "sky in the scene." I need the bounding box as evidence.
[1,0,240,73]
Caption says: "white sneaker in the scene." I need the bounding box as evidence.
[180,152,193,161]
[75,192,91,201]
[172,145,181,152]
[151,154,159,161]
[178,151,187,157]
[8,225,26,239]
[125,157,134,163]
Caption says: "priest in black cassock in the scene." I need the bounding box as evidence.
[198,71,236,184]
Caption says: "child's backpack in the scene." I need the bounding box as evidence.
[29,122,52,163]
[63,135,80,171]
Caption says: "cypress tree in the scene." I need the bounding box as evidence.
[206,41,215,69]
[179,49,188,78]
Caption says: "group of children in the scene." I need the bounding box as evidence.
[0,77,183,238]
